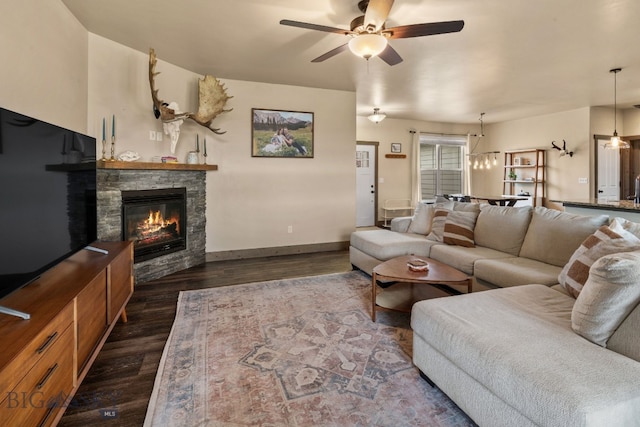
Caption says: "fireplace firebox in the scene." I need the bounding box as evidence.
[121,188,186,262]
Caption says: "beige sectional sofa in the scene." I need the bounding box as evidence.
[350,202,640,426]
[350,201,609,291]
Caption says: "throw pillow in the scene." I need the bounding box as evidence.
[443,211,479,247]
[610,217,640,239]
[558,223,640,298]
[407,203,435,235]
[452,201,481,213]
[572,251,640,347]
[426,209,451,242]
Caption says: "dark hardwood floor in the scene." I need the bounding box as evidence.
[58,250,352,427]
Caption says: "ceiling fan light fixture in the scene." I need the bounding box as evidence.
[368,107,386,123]
[348,33,387,59]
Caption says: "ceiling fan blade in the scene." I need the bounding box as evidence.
[364,0,394,32]
[384,20,464,39]
[311,43,350,63]
[378,43,403,66]
[280,19,352,36]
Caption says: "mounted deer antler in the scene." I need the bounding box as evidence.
[148,48,232,144]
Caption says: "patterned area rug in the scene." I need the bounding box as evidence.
[144,271,476,426]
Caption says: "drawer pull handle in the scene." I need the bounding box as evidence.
[36,331,58,354]
[36,363,58,390]
[38,407,56,427]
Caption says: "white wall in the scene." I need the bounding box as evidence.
[623,108,640,135]
[9,1,634,254]
[479,108,592,206]
[0,0,88,131]
[87,35,357,253]
[356,116,479,217]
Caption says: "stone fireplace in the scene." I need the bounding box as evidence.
[96,166,209,283]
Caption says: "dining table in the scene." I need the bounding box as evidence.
[470,195,528,206]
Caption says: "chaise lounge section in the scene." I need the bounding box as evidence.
[412,254,640,426]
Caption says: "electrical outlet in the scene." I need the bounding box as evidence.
[578,177,588,184]
[149,130,156,140]
[287,225,293,233]
[156,132,163,141]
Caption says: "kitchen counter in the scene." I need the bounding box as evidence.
[552,199,640,221]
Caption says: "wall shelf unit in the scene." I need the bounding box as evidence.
[503,149,545,207]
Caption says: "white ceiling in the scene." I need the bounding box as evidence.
[62,0,640,124]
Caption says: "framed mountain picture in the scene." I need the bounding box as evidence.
[251,109,314,158]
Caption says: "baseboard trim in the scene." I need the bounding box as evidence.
[206,241,349,262]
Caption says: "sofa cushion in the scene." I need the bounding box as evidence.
[559,224,640,298]
[443,210,479,247]
[519,207,609,267]
[412,285,640,427]
[390,216,412,233]
[474,204,532,256]
[349,229,437,260]
[429,244,513,275]
[474,256,562,288]
[572,251,640,347]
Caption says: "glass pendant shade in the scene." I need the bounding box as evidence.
[368,108,386,123]
[605,68,630,149]
[607,131,630,149]
[349,34,388,59]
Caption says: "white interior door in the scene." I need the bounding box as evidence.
[597,137,620,201]
[356,144,376,227]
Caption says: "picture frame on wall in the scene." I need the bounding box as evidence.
[251,108,314,158]
[391,143,401,153]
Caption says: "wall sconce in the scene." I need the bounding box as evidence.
[551,140,573,157]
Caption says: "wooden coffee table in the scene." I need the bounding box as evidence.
[371,255,472,321]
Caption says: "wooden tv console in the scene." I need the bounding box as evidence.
[0,241,133,427]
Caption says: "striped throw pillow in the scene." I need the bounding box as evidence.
[426,209,451,242]
[443,211,479,247]
[559,224,640,298]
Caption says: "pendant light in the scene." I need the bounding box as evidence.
[368,108,386,123]
[605,68,630,149]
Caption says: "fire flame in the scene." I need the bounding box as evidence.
[138,210,180,234]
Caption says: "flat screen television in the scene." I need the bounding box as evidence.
[0,107,97,314]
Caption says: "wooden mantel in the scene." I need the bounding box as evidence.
[97,160,217,171]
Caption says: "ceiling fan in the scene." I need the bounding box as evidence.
[280,0,464,66]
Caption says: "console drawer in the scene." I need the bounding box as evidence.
[0,303,73,396]
[0,323,74,427]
